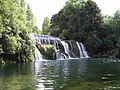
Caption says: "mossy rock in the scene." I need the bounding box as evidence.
[36,44,56,60]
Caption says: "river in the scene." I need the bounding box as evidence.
[0,58,120,90]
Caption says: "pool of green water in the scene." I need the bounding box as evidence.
[0,58,120,90]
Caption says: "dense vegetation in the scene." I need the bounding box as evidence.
[0,0,41,62]
[1,0,120,63]
[42,0,120,58]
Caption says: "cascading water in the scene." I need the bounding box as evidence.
[30,33,62,60]
[30,33,61,45]
[61,41,71,59]
[56,50,67,60]
[30,33,90,60]
[76,42,90,58]
[34,45,43,60]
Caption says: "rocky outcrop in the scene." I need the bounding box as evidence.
[36,44,56,60]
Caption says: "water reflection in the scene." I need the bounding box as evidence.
[0,58,120,90]
[34,59,88,90]
[0,62,36,90]
[34,59,120,90]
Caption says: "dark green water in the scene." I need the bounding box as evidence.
[0,58,120,90]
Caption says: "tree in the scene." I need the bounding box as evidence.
[42,17,51,35]
[50,0,103,55]
[26,5,37,33]
[0,0,37,62]
[108,10,120,57]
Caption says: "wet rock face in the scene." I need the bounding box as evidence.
[56,40,90,59]
[55,40,80,59]
[65,40,80,58]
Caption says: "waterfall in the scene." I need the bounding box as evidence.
[61,41,71,59]
[30,33,90,60]
[56,50,67,60]
[34,45,43,60]
[76,42,89,58]
[30,33,61,45]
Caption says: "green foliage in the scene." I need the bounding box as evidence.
[18,32,34,62]
[101,10,120,57]
[50,0,103,56]
[42,17,51,35]
[49,0,120,58]
[26,5,39,33]
[3,35,21,54]
[0,0,40,62]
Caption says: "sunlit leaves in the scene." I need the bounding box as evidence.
[3,36,21,54]
[42,17,51,35]
[0,0,38,61]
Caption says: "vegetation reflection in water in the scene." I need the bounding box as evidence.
[0,58,120,90]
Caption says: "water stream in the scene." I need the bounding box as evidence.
[34,45,43,60]
[61,41,71,59]
[76,42,90,58]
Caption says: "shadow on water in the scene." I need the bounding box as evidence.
[0,58,120,90]
[0,61,37,90]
